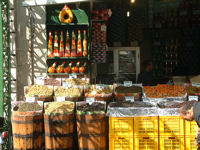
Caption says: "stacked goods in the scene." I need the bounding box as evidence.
[144,84,186,99]
[76,102,107,150]
[62,78,89,86]
[85,85,113,101]
[157,101,185,150]
[24,85,53,101]
[108,101,158,150]
[54,86,83,101]
[12,102,43,150]
[44,101,74,149]
[91,22,107,43]
[91,43,107,63]
[115,85,142,101]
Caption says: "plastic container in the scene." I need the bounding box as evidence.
[134,116,158,136]
[109,117,133,136]
[109,135,133,150]
[185,120,199,136]
[159,136,185,150]
[159,116,184,136]
[185,135,197,150]
[134,136,158,150]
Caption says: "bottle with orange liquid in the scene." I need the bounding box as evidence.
[59,31,64,57]
[71,31,77,57]
[48,31,53,57]
[53,31,59,57]
[77,30,82,57]
[64,31,71,57]
[83,30,88,57]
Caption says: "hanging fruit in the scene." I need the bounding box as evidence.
[72,61,80,73]
[48,62,57,73]
[64,62,73,73]
[56,62,66,73]
[79,61,87,73]
[59,5,74,23]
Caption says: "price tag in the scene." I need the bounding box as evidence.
[56,97,65,102]
[188,96,198,101]
[86,97,95,104]
[124,81,132,87]
[101,25,107,32]
[69,74,77,79]
[63,82,71,88]
[125,96,134,102]
[26,97,35,103]
[96,84,104,90]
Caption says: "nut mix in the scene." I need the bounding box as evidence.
[45,101,74,115]
[25,85,53,97]
[54,86,82,98]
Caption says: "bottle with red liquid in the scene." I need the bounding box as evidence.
[83,30,88,57]
[48,31,53,57]
[59,31,64,57]
[65,31,71,57]
[71,31,77,57]
[53,31,59,57]
[77,30,82,57]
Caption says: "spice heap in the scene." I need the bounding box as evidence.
[63,78,89,86]
[54,86,82,97]
[25,85,53,97]
[115,86,142,94]
[144,84,186,98]
[85,86,112,95]
[186,86,200,95]
[45,101,74,115]
[13,102,42,112]
[109,101,153,108]
[77,102,105,112]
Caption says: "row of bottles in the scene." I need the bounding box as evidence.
[48,30,88,58]
[48,61,88,74]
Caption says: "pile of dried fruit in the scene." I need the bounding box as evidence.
[144,84,186,98]
[63,78,89,86]
[77,102,105,112]
[25,85,53,97]
[109,101,153,108]
[115,86,142,94]
[45,101,74,115]
[13,102,42,112]
[54,86,82,97]
[157,100,197,108]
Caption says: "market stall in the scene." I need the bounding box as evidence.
[6,0,200,150]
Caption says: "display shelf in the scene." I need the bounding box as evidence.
[46,4,91,77]
[47,73,90,76]
[47,57,89,60]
